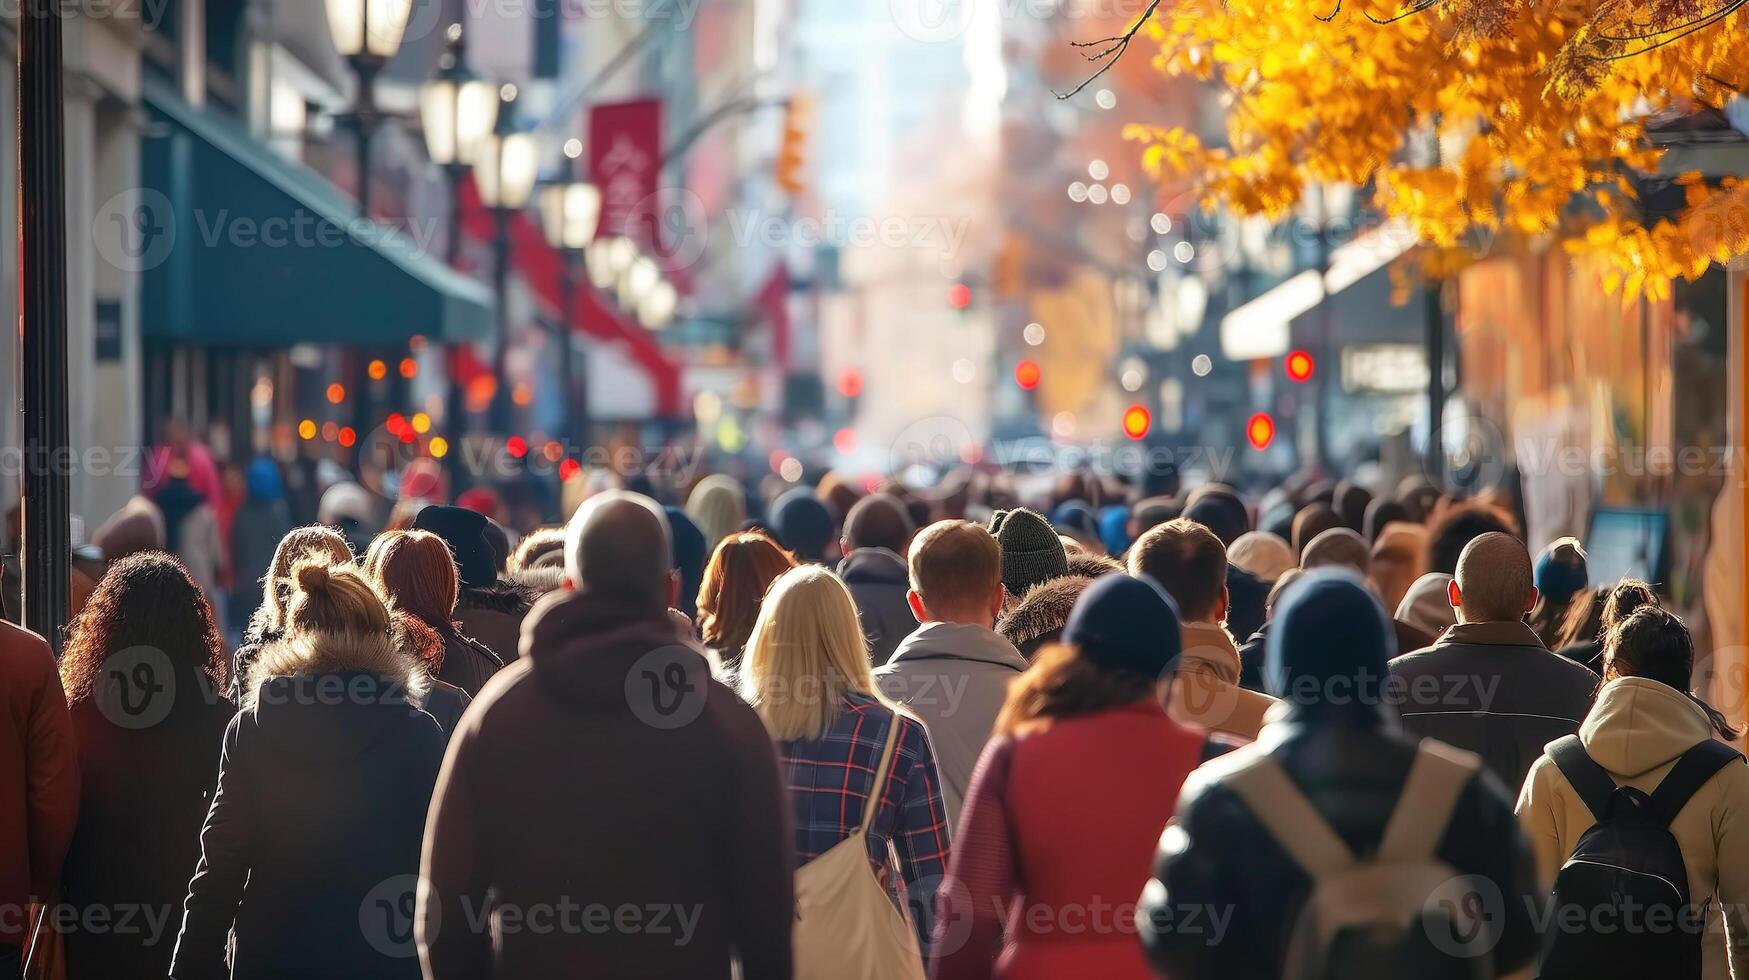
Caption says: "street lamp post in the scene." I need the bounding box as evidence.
[324,0,413,217]
[420,23,499,263]
[475,91,539,436]
[539,171,603,447]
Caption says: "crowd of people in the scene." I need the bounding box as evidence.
[3,446,1747,980]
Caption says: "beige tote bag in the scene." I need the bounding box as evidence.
[792,712,927,980]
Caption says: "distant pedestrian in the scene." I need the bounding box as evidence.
[1369,522,1426,614]
[874,520,1027,824]
[227,457,293,634]
[155,462,226,618]
[1389,532,1597,789]
[172,562,446,980]
[1362,497,1413,543]
[697,531,798,682]
[1425,502,1515,575]
[0,618,79,980]
[934,574,1219,980]
[838,494,919,665]
[1517,607,1748,978]
[419,492,793,980]
[1332,480,1372,532]
[741,564,950,969]
[770,487,838,564]
[1140,569,1541,980]
[687,473,749,552]
[58,553,234,979]
[414,505,533,666]
[665,506,708,619]
[1395,570,1458,638]
[1128,519,1277,741]
[1228,531,1294,585]
[1554,579,1661,676]
[1289,504,1341,559]
[1528,536,1588,648]
[361,530,490,722]
[229,525,353,701]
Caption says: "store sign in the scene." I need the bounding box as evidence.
[588,99,663,244]
[1342,343,1429,394]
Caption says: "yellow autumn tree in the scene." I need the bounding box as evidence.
[1121,0,1749,300]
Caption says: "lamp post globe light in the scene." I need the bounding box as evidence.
[421,23,499,263]
[477,89,541,434]
[325,0,413,216]
[587,235,637,291]
[539,176,603,446]
[618,254,661,312]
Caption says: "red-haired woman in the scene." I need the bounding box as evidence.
[363,529,503,704]
[696,531,797,682]
[59,552,234,979]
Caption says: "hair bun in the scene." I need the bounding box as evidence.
[293,561,331,593]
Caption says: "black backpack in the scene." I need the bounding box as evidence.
[1539,734,1743,979]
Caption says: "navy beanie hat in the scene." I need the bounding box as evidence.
[1050,500,1098,541]
[1184,492,1249,546]
[414,504,497,588]
[1266,567,1394,704]
[1063,573,1183,678]
[770,488,835,560]
[1534,539,1589,613]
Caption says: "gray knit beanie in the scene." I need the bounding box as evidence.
[992,508,1069,600]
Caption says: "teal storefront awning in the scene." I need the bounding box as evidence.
[139,79,492,346]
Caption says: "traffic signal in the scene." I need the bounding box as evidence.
[775,95,813,196]
[1122,404,1151,441]
[1014,359,1042,391]
[836,368,864,399]
[1285,350,1315,384]
[1247,412,1276,450]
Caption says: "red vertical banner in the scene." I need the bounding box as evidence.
[761,262,791,371]
[588,99,663,246]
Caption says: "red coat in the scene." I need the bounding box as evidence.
[0,620,79,945]
[932,701,1206,980]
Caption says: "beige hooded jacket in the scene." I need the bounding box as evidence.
[1169,620,1277,743]
[1516,676,1749,980]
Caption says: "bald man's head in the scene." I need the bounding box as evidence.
[1452,531,1536,623]
[565,490,673,607]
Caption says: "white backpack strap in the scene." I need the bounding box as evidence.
[1225,754,1356,878]
[856,710,905,836]
[1377,739,1482,862]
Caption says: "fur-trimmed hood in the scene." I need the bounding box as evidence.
[458,578,537,615]
[243,630,433,762]
[997,574,1092,658]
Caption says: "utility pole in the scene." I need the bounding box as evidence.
[19,0,73,650]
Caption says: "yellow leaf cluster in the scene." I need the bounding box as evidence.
[1129,0,1749,296]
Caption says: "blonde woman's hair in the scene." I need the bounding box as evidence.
[284,560,392,638]
[257,526,353,634]
[738,565,881,741]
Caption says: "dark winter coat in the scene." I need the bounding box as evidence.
[169,636,446,980]
[61,681,233,979]
[837,548,916,665]
[1388,620,1598,790]
[1225,563,1268,643]
[1139,705,1542,979]
[418,589,794,980]
[453,579,534,665]
[0,620,79,947]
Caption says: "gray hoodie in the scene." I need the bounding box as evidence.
[873,621,1029,825]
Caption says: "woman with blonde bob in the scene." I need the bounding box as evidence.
[363,529,503,701]
[172,561,447,980]
[738,564,950,969]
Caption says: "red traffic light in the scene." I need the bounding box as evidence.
[1247,413,1276,451]
[837,368,864,399]
[1285,350,1315,384]
[948,283,973,310]
[1014,359,1042,391]
[1122,404,1151,441]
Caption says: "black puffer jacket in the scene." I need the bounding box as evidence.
[1139,705,1541,980]
[836,548,915,665]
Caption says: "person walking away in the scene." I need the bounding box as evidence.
[696,531,798,686]
[1528,537,1588,649]
[0,619,79,980]
[419,492,793,980]
[770,488,839,565]
[414,505,533,666]
[58,554,233,979]
[688,473,750,552]
[839,494,919,665]
[1516,607,1749,980]
[229,526,353,701]
[170,562,445,980]
[874,521,1028,825]
[1389,532,1597,790]
[932,574,1224,980]
[227,458,294,636]
[154,463,226,631]
[1555,579,1659,676]
[1128,519,1277,741]
[740,564,950,976]
[1140,570,1541,980]
[988,510,1068,612]
[365,529,503,700]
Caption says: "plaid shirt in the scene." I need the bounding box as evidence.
[777,693,951,929]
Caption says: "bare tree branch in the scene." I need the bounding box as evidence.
[1054,0,1167,100]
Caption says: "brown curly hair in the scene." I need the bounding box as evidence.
[994,642,1159,737]
[60,551,228,707]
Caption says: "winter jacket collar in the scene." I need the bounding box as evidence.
[244,631,433,762]
[837,547,909,585]
[1580,676,1715,779]
[885,621,1028,672]
[523,588,710,710]
[459,578,537,615]
[1180,620,1242,685]
[245,630,427,710]
[1436,620,1546,650]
